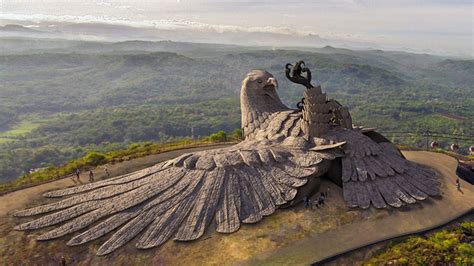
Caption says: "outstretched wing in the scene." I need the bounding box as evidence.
[327,128,440,209]
[14,141,335,255]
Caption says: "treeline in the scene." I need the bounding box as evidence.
[0,129,241,193]
[0,100,241,183]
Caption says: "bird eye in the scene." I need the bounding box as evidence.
[257,79,263,84]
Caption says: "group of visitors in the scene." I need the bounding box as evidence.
[70,167,111,185]
[303,187,330,209]
[70,169,95,183]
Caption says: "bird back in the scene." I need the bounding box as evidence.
[301,86,332,137]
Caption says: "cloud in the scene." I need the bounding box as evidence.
[1,12,380,48]
[0,13,309,36]
[0,0,471,57]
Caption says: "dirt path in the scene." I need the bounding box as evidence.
[248,151,474,265]
[0,144,231,217]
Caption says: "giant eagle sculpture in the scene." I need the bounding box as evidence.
[14,62,440,255]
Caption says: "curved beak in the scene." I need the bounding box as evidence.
[266,77,278,89]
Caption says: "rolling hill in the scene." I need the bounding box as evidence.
[0,38,472,183]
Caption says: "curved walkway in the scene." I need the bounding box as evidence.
[248,151,474,265]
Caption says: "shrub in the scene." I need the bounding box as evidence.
[366,221,474,264]
[208,130,227,142]
[83,152,108,166]
[228,128,243,141]
[128,143,140,150]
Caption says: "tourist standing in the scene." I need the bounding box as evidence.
[303,196,310,208]
[318,193,325,206]
[89,170,94,183]
[456,178,461,191]
[75,169,80,182]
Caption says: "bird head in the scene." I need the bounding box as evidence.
[241,70,280,102]
[240,69,287,138]
[240,70,288,134]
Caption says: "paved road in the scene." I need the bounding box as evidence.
[248,151,474,265]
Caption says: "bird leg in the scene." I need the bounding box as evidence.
[279,159,332,208]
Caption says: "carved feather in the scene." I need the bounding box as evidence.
[14,69,441,256]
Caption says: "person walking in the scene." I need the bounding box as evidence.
[456,178,461,191]
[89,170,94,183]
[26,169,32,183]
[75,169,80,182]
[105,167,110,178]
[303,196,310,208]
[318,193,324,207]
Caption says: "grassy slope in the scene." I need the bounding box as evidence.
[364,221,474,265]
[0,115,49,143]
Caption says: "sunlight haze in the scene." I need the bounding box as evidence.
[1,0,472,56]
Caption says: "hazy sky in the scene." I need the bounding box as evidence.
[1,0,472,56]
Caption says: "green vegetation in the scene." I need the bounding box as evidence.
[0,117,45,143]
[365,221,474,265]
[206,129,241,143]
[0,132,239,193]
[0,38,472,183]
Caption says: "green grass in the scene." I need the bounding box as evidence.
[0,121,38,136]
[0,138,11,144]
[0,116,49,143]
[365,221,474,265]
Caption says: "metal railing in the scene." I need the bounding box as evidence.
[378,130,474,152]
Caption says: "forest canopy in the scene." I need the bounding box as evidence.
[0,38,472,183]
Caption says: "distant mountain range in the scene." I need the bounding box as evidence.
[1,22,469,58]
[0,24,40,32]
